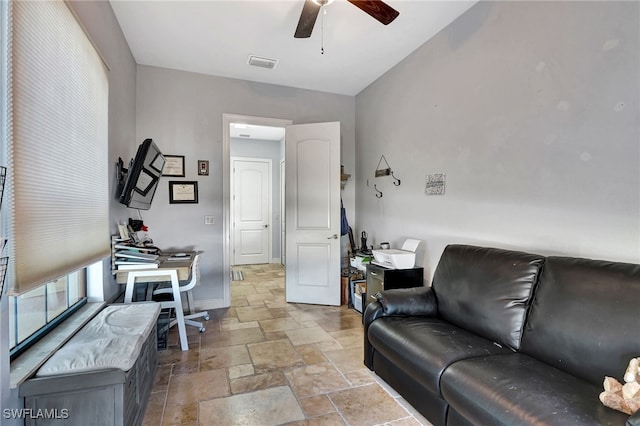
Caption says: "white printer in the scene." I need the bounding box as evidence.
[371,239,421,269]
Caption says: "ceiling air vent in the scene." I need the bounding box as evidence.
[247,55,278,70]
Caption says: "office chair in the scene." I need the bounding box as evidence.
[152,254,210,332]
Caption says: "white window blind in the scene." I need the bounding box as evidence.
[6,0,109,294]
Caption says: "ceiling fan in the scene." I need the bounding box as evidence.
[294,0,400,39]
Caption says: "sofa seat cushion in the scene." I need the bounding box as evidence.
[368,316,512,395]
[440,353,630,426]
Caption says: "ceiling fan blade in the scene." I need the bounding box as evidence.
[294,0,321,38]
[347,0,399,25]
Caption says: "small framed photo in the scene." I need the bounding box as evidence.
[169,181,198,204]
[198,160,209,176]
[163,155,185,177]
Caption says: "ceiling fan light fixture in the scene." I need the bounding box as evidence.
[311,0,334,6]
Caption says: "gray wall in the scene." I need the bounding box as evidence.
[231,137,284,259]
[355,1,639,281]
[135,65,356,303]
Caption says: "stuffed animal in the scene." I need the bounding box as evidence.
[600,357,640,415]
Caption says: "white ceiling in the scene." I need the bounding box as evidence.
[109,0,477,96]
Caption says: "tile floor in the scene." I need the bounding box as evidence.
[142,263,432,426]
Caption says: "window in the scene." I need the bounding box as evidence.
[6,0,110,296]
[0,0,108,357]
[8,271,86,358]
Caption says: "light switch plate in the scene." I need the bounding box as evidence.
[204,215,214,225]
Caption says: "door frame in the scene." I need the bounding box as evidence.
[230,156,273,265]
[222,114,292,307]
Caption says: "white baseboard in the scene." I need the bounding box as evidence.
[270,258,282,264]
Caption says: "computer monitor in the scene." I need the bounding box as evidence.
[118,139,165,210]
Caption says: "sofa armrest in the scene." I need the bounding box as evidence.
[627,410,640,426]
[363,287,437,370]
[373,287,438,317]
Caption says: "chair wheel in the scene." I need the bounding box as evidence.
[204,315,211,321]
[199,327,205,333]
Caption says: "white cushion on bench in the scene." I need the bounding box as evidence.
[37,302,161,377]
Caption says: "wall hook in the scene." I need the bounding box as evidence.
[391,171,401,186]
[374,184,383,198]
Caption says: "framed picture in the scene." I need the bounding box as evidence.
[169,181,198,204]
[162,155,185,177]
[198,160,209,176]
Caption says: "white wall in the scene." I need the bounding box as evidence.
[355,1,639,281]
[135,66,356,304]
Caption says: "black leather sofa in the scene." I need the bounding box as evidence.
[364,244,640,426]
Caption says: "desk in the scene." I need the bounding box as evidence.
[116,253,198,352]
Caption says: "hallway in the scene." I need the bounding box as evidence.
[142,263,430,425]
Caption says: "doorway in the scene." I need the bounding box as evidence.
[223,115,342,308]
[222,114,292,307]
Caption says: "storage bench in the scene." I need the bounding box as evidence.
[19,302,161,426]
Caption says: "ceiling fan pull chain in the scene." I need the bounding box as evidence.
[320,7,325,54]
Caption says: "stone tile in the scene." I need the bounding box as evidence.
[296,344,328,365]
[387,417,424,426]
[230,371,286,394]
[324,346,365,374]
[285,326,335,346]
[246,292,274,305]
[166,368,230,407]
[143,263,425,425]
[329,328,364,349]
[152,364,172,391]
[315,340,343,352]
[286,413,346,425]
[314,314,363,333]
[199,326,264,347]
[264,330,289,341]
[200,344,250,371]
[329,383,409,426]
[259,317,303,333]
[199,386,304,425]
[228,363,254,379]
[299,394,335,418]
[158,346,200,367]
[344,368,376,387]
[162,402,198,426]
[221,319,259,331]
[285,362,350,399]
[247,339,305,372]
[172,359,200,375]
[235,306,275,322]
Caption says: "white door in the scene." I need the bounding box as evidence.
[232,158,271,265]
[285,122,341,306]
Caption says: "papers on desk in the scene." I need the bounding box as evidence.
[165,253,192,261]
[115,262,159,270]
[114,251,159,261]
[113,241,160,272]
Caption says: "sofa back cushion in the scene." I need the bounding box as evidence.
[432,245,544,351]
[521,256,640,386]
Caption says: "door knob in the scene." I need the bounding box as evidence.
[327,234,338,239]
[264,224,269,228]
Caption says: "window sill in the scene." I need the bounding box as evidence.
[9,301,105,388]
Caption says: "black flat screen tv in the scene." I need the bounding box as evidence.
[119,139,165,210]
